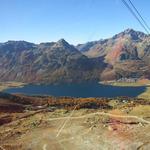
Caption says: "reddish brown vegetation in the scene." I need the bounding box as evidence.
[0,93,149,126]
[47,97,112,110]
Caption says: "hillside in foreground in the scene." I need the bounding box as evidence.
[0,93,150,150]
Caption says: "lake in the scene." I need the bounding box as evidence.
[4,83,146,98]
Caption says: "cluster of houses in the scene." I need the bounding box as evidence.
[116,78,138,83]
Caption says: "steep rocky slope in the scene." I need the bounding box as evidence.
[77,29,150,63]
[0,29,150,83]
[0,39,106,83]
[77,29,150,80]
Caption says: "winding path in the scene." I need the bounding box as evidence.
[47,112,150,124]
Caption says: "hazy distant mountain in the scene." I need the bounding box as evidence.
[0,39,106,83]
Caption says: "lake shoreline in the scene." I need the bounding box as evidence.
[0,82,26,91]
[3,82,146,98]
[99,80,150,100]
[1,81,150,100]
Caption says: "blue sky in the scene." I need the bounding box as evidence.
[0,0,150,44]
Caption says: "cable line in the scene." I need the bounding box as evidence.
[128,0,150,32]
[121,0,150,34]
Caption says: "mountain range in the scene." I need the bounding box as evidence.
[77,28,150,80]
[0,29,150,83]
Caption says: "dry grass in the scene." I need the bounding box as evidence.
[138,87,150,100]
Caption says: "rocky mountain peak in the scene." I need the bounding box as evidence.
[52,39,78,53]
[0,40,36,51]
[113,28,148,41]
[124,28,136,34]
[56,39,70,47]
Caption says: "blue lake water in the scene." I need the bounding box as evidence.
[4,83,146,98]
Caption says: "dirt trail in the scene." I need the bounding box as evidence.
[47,111,150,124]
[16,110,149,150]
[56,105,78,137]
